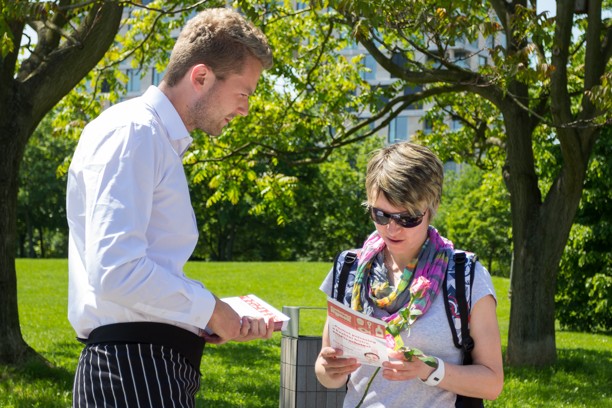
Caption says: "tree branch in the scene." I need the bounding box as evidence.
[192,83,476,167]
[489,0,510,33]
[549,0,575,127]
[603,25,612,62]
[18,1,124,129]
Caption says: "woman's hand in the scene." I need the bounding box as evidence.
[317,347,361,380]
[315,318,362,389]
[381,349,435,382]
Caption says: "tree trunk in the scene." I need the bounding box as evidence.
[27,214,35,258]
[0,116,36,363]
[507,223,560,365]
[0,1,123,364]
[38,226,45,258]
[503,105,592,366]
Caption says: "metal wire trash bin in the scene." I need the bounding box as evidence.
[279,306,346,408]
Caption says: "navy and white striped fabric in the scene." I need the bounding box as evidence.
[73,343,200,407]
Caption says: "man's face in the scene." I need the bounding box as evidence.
[189,56,263,136]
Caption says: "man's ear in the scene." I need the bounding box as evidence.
[190,64,211,90]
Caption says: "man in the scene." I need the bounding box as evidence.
[66,8,274,407]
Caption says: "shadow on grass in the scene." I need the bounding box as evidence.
[0,349,75,408]
[497,347,612,407]
[197,339,283,408]
[2,339,284,408]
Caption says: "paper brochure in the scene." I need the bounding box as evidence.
[327,297,389,366]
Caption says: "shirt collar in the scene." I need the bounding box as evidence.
[142,86,192,156]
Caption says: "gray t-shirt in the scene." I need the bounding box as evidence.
[320,251,497,408]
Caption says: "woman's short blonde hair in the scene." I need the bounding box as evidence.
[365,142,444,218]
[164,8,273,86]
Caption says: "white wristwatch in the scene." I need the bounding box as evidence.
[420,357,445,386]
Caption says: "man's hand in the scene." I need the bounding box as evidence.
[200,298,276,344]
[202,296,242,344]
[232,316,275,342]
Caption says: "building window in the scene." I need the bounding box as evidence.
[151,68,164,86]
[479,55,488,66]
[388,116,408,143]
[346,37,359,50]
[376,85,391,105]
[454,51,470,69]
[126,69,141,93]
[391,52,408,78]
[101,79,110,93]
[427,52,445,69]
[404,85,423,109]
[361,54,377,80]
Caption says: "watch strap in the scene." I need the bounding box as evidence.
[421,357,445,386]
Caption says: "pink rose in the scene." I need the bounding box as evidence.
[410,276,431,298]
[385,333,396,348]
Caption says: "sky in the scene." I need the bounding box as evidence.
[537,0,557,16]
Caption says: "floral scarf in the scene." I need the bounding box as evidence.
[350,226,454,325]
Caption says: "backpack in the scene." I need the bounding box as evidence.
[331,250,484,408]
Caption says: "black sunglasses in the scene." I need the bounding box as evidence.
[369,207,427,228]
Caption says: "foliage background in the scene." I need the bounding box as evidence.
[556,126,612,332]
[11,0,612,344]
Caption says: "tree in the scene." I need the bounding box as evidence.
[0,0,124,364]
[314,1,611,366]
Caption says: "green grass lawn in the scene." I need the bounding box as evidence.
[2,259,610,407]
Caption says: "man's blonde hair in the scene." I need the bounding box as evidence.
[164,8,273,85]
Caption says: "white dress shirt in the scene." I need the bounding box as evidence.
[67,86,216,339]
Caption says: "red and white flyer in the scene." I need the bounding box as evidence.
[222,294,290,332]
[326,297,389,367]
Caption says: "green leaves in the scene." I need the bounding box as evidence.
[435,166,512,277]
[556,127,612,332]
[399,345,435,367]
[386,323,400,337]
[0,14,14,59]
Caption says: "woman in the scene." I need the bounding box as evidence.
[314,142,503,407]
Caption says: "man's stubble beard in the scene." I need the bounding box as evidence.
[190,82,224,136]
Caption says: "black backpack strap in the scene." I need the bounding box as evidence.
[331,251,342,297]
[443,252,461,349]
[333,251,357,302]
[443,251,477,351]
[455,252,475,363]
[451,252,484,407]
